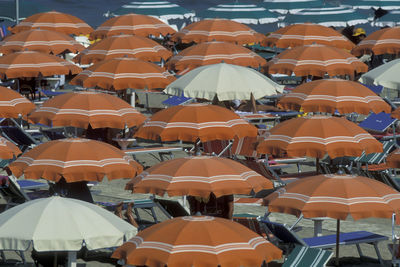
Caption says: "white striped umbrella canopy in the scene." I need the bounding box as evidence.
[164,63,283,101]
[196,2,279,24]
[262,0,324,14]
[27,91,147,129]
[112,216,282,267]
[256,115,383,159]
[110,0,195,21]
[8,138,142,182]
[279,5,371,27]
[126,156,273,198]
[359,58,400,90]
[0,196,137,251]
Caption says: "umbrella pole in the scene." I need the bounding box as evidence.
[250,93,257,114]
[316,158,319,174]
[336,219,340,266]
[53,252,57,267]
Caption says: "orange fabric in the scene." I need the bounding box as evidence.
[112,216,282,267]
[0,86,35,117]
[70,57,176,91]
[264,174,400,221]
[10,11,93,35]
[0,136,22,159]
[166,41,266,71]
[73,34,172,65]
[391,107,400,120]
[135,103,258,142]
[9,138,142,182]
[28,91,146,129]
[264,44,368,78]
[0,51,81,79]
[386,149,400,168]
[171,19,265,45]
[90,14,176,40]
[256,115,383,159]
[352,27,400,56]
[0,29,85,55]
[278,78,390,114]
[126,156,273,198]
[263,23,354,50]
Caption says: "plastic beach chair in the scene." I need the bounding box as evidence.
[260,220,388,266]
[359,112,397,134]
[162,95,194,106]
[282,245,333,267]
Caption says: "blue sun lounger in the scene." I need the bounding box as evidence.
[261,220,388,266]
[359,112,397,134]
[162,95,193,106]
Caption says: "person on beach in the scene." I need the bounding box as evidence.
[187,193,234,219]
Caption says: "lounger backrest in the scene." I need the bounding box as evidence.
[260,220,307,246]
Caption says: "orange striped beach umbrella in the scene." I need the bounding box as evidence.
[90,13,176,40]
[0,29,85,55]
[391,107,400,120]
[264,44,368,79]
[135,103,258,142]
[126,156,273,198]
[70,57,175,91]
[0,136,22,159]
[278,79,391,115]
[0,51,81,79]
[256,115,382,159]
[112,216,282,267]
[8,138,142,182]
[262,23,355,50]
[385,148,400,168]
[0,86,35,118]
[9,11,93,35]
[171,19,265,45]
[352,26,400,57]
[165,41,266,72]
[28,91,146,129]
[264,174,400,265]
[73,34,172,65]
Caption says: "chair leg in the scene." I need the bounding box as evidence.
[373,242,385,266]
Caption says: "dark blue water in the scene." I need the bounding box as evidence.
[1,0,380,34]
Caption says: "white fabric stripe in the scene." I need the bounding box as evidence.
[137,171,261,183]
[0,98,32,106]
[35,107,140,116]
[143,119,250,129]
[268,33,348,42]
[0,63,74,68]
[129,236,269,254]
[123,4,180,8]
[267,133,376,145]
[0,41,80,46]
[96,24,171,31]
[172,53,260,61]
[271,58,362,66]
[284,93,384,103]
[79,70,172,79]
[274,191,400,205]
[82,46,167,55]
[180,29,258,36]
[17,22,89,28]
[14,157,131,168]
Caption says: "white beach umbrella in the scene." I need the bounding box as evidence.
[373,10,400,27]
[359,58,400,90]
[164,63,284,101]
[261,0,324,14]
[0,196,137,264]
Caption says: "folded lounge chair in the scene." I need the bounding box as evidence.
[260,220,388,266]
